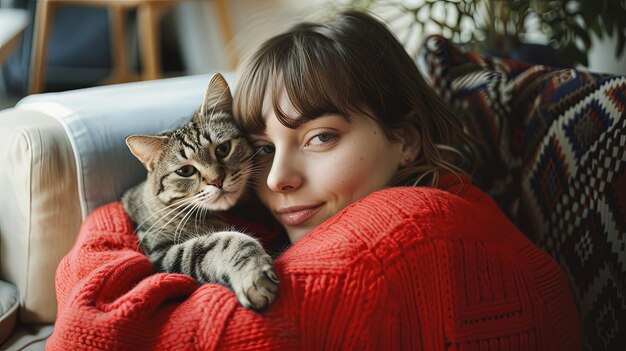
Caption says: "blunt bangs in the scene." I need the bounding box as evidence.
[234,10,478,188]
[234,24,369,135]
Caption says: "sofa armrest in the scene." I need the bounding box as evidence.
[0,109,80,324]
[0,73,232,325]
[16,73,234,217]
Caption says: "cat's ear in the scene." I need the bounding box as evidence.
[126,135,168,172]
[197,73,233,121]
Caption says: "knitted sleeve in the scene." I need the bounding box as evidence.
[48,184,582,350]
[48,200,393,350]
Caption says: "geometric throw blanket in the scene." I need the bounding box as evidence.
[49,180,581,350]
[420,35,626,351]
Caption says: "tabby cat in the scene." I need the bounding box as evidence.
[122,73,278,310]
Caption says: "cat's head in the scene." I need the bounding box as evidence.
[126,73,253,211]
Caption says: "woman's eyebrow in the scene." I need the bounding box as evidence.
[304,112,336,119]
[250,113,345,139]
[249,132,267,139]
[298,113,344,123]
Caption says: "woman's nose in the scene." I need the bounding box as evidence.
[266,149,302,193]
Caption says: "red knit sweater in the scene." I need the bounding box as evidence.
[48,178,581,350]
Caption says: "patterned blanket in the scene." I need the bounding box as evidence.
[421,35,626,350]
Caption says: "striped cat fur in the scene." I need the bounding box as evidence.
[122,73,279,310]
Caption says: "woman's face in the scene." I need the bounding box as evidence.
[250,89,407,243]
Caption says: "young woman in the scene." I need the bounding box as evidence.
[49,10,581,350]
[233,10,476,245]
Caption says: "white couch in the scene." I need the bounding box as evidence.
[0,73,235,349]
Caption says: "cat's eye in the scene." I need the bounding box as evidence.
[175,165,197,177]
[215,141,231,158]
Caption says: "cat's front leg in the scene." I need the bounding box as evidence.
[158,231,279,310]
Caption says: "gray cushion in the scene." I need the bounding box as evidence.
[0,280,19,344]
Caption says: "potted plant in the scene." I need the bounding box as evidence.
[344,0,626,67]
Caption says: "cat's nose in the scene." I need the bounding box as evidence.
[208,176,224,189]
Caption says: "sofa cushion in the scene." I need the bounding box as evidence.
[420,35,626,351]
[0,109,82,324]
[0,280,19,344]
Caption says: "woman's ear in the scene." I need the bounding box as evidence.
[394,124,421,167]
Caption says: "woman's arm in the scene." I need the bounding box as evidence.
[49,184,580,350]
[49,202,392,350]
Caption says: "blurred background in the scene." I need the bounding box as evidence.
[1,0,625,110]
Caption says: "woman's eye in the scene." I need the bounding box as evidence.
[261,145,275,154]
[308,132,336,146]
[175,165,197,177]
[215,141,231,157]
[254,144,275,160]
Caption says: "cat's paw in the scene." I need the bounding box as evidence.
[234,255,279,310]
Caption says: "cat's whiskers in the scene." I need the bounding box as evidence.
[172,202,193,244]
[192,203,206,236]
[128,194,163,215]
[241,154,269,174]
[238,154,265,175]
[147,203,196,250]
[238,164,265,177]
[246,148,264,162]
[174,201,199,245]
[178,194,210,242]
[138,195,200,247]
[238,167,266,191]
[154,191,207,243]
[247,177,266,191]
[135,196,189,235]
[183,189,236,240]
[193,204,202,238]
[200,207,209,237]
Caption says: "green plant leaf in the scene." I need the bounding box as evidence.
[617,32,626,58]
[571,25,592,50]
[590,20,604,38]
[340,0,626,66]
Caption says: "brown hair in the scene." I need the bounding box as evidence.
[234,10,476,187]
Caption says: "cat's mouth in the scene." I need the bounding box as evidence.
[198,187,239,211]
[200,187,226,201]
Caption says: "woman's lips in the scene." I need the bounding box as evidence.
[276,204,323,226]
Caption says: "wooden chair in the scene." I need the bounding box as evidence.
[0,8,29,66]
[29,0,235,94]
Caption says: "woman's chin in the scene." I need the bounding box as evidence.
[285,226,313,243]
